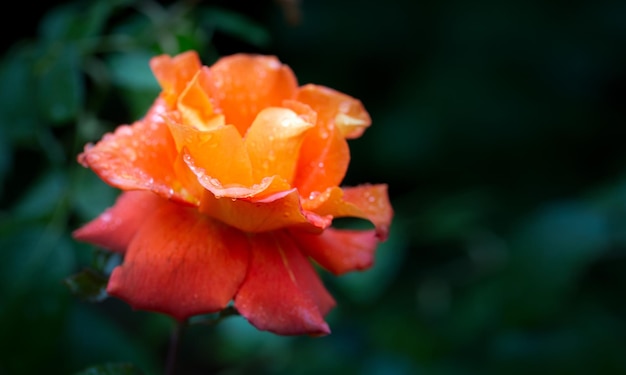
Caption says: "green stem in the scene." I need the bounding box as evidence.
[165,320,185,375]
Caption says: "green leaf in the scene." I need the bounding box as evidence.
[39,0,129,45]
[335,221,408,303]
[0,43,39,142]
[72,166,118,221]
[36,44,84,124]
[64,268,109,302]
[106,52,161,118]
[12,169,67,220]
[201,7,271,47]
[75,363,145,375]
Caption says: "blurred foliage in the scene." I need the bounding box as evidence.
[1,0,626,374]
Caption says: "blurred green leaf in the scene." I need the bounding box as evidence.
[336,221,408,303]
[106,52,161,118]
[72,167,118,221]
[39,0,131,47]
[64,268,109,302]
[0,44,39,142]
[0,227,75,374]
[201,7,271,48]
[65,304,160,374]
[12,169,67,220]
[36,44,84,124]
[75,363,145,375]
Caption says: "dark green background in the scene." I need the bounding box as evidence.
[1,0,626,374]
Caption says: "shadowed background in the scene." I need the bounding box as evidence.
[1,0,626,374]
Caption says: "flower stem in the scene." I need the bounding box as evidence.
[165,319,185,375]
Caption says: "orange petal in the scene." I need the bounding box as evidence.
[296,84,371,139]
[177,67,224,131]
[291,125,350,197]
[107,202,250,321]
[73,191,167,253]
[207,54,298,135]
[166,115,254,187]
[244,107,314,183]
[150,51,202,107]
[234,231,334,335]
[198,188,332,233]
[78,98,194,204]
[291,229,379,275]
[304,184,393,240]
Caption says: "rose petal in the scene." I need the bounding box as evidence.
[235,231,334,335]
[245,107,314,183]
[73,191,167,253]
[291,124,350,197]
[208,54,298,135]
[150,51,202,107]
[107,202,250,321]
[78,99,195,204]
[177,68,224,131]
[199,188,331,233]
[290,229,379,275]
[304,184,393,240]
[296,84,371,139]
[166,115,254,188]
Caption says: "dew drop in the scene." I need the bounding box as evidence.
[100,212,112,223]
[317,162,324,168]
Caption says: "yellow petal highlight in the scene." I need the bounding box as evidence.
[245,107,314,183]
[177,68,223,131]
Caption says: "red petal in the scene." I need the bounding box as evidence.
[107,203,250,321]
[235,231,335,335]
[73,191,166,253]
[290,229,379,275]
[78,99,196,204]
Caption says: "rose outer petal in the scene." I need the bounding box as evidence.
[304,184,393,240]
[73,191,167,253]
[235,231,335,336]
[107,202,250,321]
[78,99,196,205]
[290,229,379,275]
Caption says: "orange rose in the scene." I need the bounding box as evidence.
[74,51,392,335]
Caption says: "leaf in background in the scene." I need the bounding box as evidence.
[106,52,161,119]
[504,202,609,321]
[12,169,67,220]
[66,304,160,374]
[335,221,408,303]
[201,7,271,48]
[75,363,145,375]
[64,268,109,303]
[0,44,39,142]
[36,44,84,124]
[0,125,12,196]
[72,166,119,221]
[38,0,131,47]
[0,227,75,374]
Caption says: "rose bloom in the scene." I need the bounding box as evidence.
[74,51,392,335]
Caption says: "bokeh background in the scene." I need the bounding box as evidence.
[2,0,626,374]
